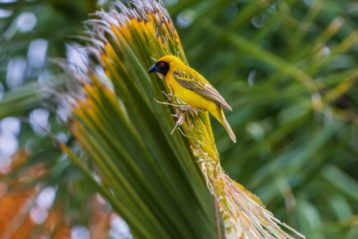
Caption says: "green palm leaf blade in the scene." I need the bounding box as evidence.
[0,83,42,118]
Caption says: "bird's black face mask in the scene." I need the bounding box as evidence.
[147,61,169,76]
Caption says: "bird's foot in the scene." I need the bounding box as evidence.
[162,91,174,100]
[184,105,201,115]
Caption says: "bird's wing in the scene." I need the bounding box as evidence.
[173,70,232,111]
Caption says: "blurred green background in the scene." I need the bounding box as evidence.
[1,0,357,238]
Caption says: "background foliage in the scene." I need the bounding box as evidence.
[0,0,357,238]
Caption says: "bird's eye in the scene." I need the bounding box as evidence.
[158,62,166,68]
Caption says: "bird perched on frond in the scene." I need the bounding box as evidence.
[148,55,236,143]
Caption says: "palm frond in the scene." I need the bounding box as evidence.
[63,1,304,238]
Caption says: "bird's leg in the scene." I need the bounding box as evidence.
[184,105,202,115]
[154,92,201,134]
[162,91,173,100]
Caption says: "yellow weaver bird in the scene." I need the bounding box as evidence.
[148,55,236,143]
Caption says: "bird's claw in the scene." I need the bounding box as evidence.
[154,93,201,135]
[184,105,201,114]
[162,91,173,100]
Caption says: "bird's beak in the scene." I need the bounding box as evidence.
[147,63,158,73]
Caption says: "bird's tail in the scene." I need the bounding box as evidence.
[220,110,236,143]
